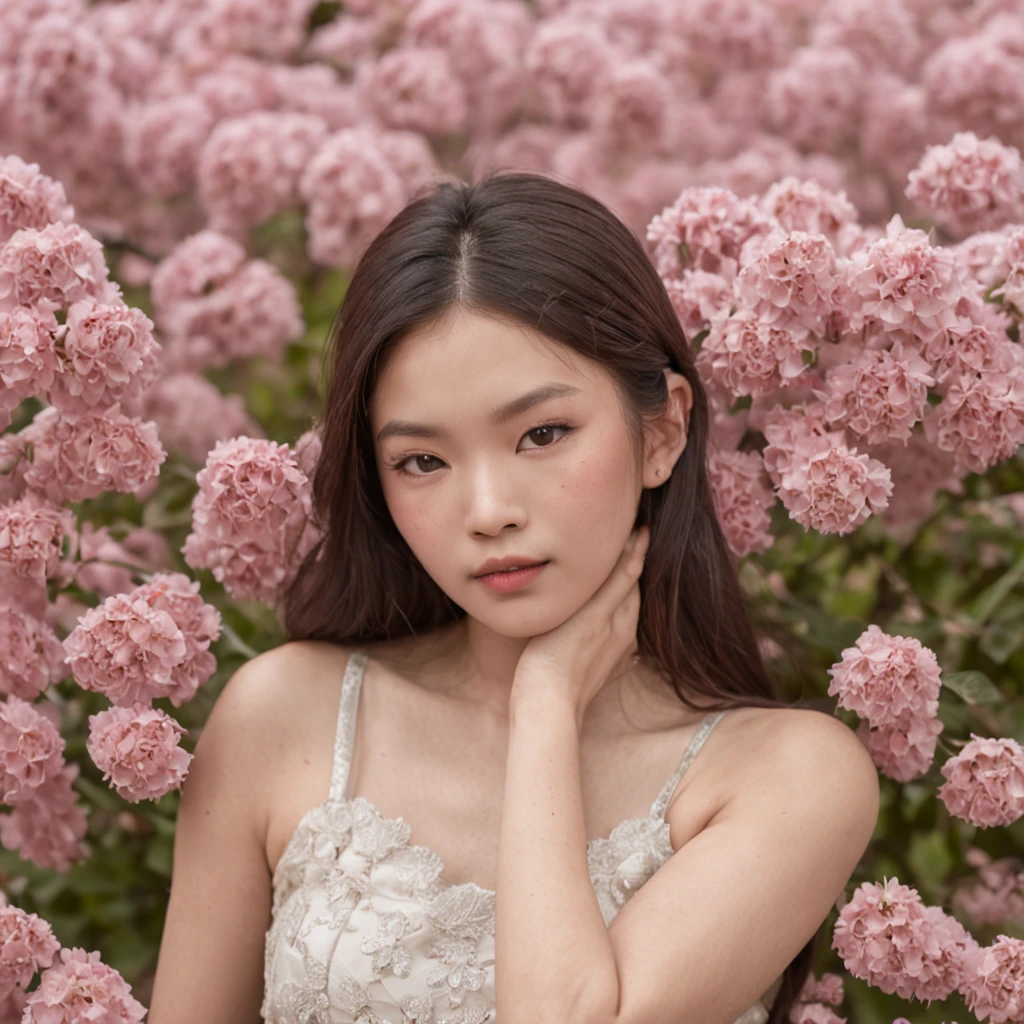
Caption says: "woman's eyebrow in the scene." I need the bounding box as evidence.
[375,382,583,442]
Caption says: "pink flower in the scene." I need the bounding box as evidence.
[591,60,672,158]
[843,215,972,340]
[22,947,146,1024]
[150,230,247,316]
[87,703,192,803]
[992,227,1024,313]
[0,904,60,1000]
[938,734,1024,829]
[358,47,468,137]
[735,230,841,333]
[760,402,845,486]
[819,344,935,445]
[182,436,320,604]
[667,0,784,75]
[663,269,734,340]
[922,365,1024,475]
[159,259,304,371]
[906,132,1024,237]
[142,372,264,465]
[293,428,323,481]
[0,155,74,246]
[759,177,858,243]
[778,443,893,535]
[62,592,187,707]
[647,186,776,282]
[0,494,77,588]
[827,624,943,728]
[197,111,328,235]
[129,573,221,707]
[856,711,944,782]
[0,223,111,314]
[0,606,66,702]
[832,877,978,1001]
[0,306,59,430]
[122,94,215,200]
[73,522,173,602]
[960,935,1024,1024]
[810,0,920,73]
[522,17,615,127]
[188,0,317,60]
[0,762,88,872]
[300,129,407,270]
[47,299,161,416]
[766,47,864,152]
[697,312,814,400]
[708,448,776,557]
[954,850,1024,929]
[21,404,166,504]
[0,696,65,804]
[919,313,1016,393]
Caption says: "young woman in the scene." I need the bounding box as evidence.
[149,172,879,1024]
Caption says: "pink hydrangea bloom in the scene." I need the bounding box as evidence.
[73,522,172,601]
[186,0,318,60]
[832,877,978,1002]
[0,695,65,803]
[819,344,935,445]
[300,129,407,270]
[87,703,192,803]
[182,436,320,603]
[0,605,66,702]
[0,761,88,870]
[0,222,111,314]
[826,624,943,728]
[735,230,840,333]
[21,404,166,503]
[0,306,59,430]
[906,132,1024,237]
[789,1003,845,1024]
[869,433,965,532]
[667,0,784,74]
[522,17,615,127]
[960,935,1024,1024]
[992,226,1024,313]
[843,215,971,340]
[293,428,323,481]
[918,313,1017,393]
[62,590,187,707]
[591,60,672,158]
[810,0,920,73]
[159,259,304,371]
[954,850,1024,928]
[22,947,146,1024]
[0,155,74,245]
[954,227,1017,290]
[143,372,264,465]
[374,130,444,200]
[129,573,221,707]
[760,403,845,487]
[697,312,814,400]
[778,442,893,535]
[922,365,1024,475]
[358,47,468,137]
[797,972,845,1007]
[122,94,215,200]
[766,47,864,152]
[647,186,776,282]
[0,493,77,588]
[708,448,776,557]
[0,904,60,1000]
[198,112,328,235]
[150,230,247,315]
[663,269,734,340]
[268,64,362,132]
[856,711,945,782]
[48,298,161,416]
[938,733,1024,828]
[759,177,858,243]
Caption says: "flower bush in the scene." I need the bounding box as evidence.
[0,1,1022,1021]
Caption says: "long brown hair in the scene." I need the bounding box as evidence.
[281,170,821,1021]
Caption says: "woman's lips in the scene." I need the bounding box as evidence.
[474,561,549,593]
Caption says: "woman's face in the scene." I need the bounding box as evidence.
[370,307,645,638]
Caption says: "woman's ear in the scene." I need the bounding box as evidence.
[642,369,692,489]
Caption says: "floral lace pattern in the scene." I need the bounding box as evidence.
[261,652,773,1024]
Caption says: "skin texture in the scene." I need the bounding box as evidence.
[148,307,879,1024]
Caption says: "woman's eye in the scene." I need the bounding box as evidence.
[392,422,573,478]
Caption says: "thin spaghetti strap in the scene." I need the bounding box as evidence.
[649,710,729,820]
[327,650,368,804]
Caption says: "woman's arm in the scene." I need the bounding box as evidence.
[147,657,280,1024]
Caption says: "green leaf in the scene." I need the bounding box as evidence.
[941,670,1006,706]
[906,831,953,891]
[979,621,1024,664]
[967,552,1024,625]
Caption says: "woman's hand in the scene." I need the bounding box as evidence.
[511,524,650,728]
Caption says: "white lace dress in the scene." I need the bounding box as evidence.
[262,651,775,1024]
